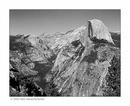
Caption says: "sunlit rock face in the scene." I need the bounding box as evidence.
[45,39,119,96]
[10,19,120,96]
[88,19,114,44]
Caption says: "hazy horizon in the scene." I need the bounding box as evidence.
[9,10,121,36]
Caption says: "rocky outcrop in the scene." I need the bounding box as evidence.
[9,19,120,96]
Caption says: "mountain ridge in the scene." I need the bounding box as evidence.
[9,19,120,96]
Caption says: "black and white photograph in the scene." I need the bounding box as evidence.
[9,9,121,97]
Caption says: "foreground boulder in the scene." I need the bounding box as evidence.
[10,19,120,96]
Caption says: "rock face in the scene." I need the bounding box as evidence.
[9,19,120,96]
[89,19,114,44]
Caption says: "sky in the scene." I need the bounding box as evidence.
[9,10,121,36]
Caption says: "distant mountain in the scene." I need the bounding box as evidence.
[10,19,120,96]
